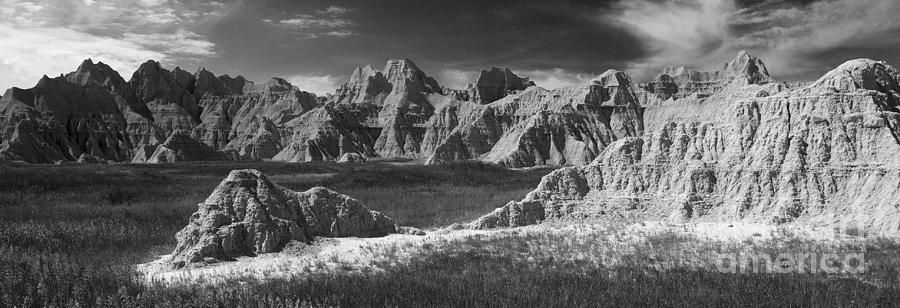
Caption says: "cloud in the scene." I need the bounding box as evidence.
[123,30,217,57]
[438,68,601,90]
[0,24,164,90]
[734,0,900,78]
[608,0,900,80]
[436,69,479,89]
[523,69,601,89]
[607,0,737,80]
[266,6,358,39]
[278,15,353,29]
[287,74,343,95]
[0,0,223,91]
[316,6,353,15]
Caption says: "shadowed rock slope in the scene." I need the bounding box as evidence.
[171,169,404,267]
[472,58,900,234]
[2,57,588,166]
[425,69,644,167]
[0,59,318,163]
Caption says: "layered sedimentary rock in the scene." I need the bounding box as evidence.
[278,58,448,161]
[639,50,773,103]
[425,70,644,167]
[273,106,380,162]
[170,169,399,267]
[129,60,202,134]
[192,76,318,160]
[470,67,536,104]
[137,130,228,163]
[3,56,602,165]
[473,59,900,233]
[0,58,320,163]
[0,73,132,163]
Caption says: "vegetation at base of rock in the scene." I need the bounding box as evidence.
[3,160,900,306]
[0,160,550,306]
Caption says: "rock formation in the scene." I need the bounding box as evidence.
[425,70,644,167]
[137,130,228,163]
[1,56,604,166]
[470,67,535,104]
[337,152,367,163]
[170,169,400,267]
[0,59,320,163]
[472,58,900,234]
[639,50,773,103]
[0,73,131,163]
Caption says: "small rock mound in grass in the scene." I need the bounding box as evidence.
[170,169,422,268]
[337,152,367,163]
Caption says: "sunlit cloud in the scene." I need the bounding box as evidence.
[287,73,343,95]
[608,0,900,80]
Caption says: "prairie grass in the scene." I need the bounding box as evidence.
[2,160,900,306]
[0,160,551,306]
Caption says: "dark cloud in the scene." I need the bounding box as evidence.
[191,0,649,91]
[1,0,899,94]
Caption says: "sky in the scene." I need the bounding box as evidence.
[0,0,899,95]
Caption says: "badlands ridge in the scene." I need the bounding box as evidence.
[3,51,900,264]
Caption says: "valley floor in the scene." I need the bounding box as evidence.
[139,221,887,287]
[2,160,900,306]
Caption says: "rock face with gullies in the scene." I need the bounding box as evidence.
[0,72,132,163]
[276,58,446,161]
[425,69,645,168]
[170,169,399,267]
[273,106,379,162]
[0,58,325,164]
[277,61,647,167]
[372,59,445,158]
[138,130,228,163]
[192,76,318,160]
[472,58,900,234]
[129,60,202,134]
[470,67,536,104]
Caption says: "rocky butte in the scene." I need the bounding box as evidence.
[171,169,421,267]
[0,57,643,167]
[151,50,900,266]
[472,54,900,234]
[4,51,900,235]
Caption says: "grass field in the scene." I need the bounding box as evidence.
[0,160,552,306]
[1,160,900,306]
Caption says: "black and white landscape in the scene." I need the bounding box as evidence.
[2,0,900,306]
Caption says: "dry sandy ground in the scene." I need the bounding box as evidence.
[136,221,871,286]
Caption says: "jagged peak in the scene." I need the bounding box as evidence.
[476,67,534,85]
[383,58,430,79]
[652,50,772,85]
[812,59,900,94]
[723,50,772,84]
[350,64,381,82]
[36,75,54,87]
[138,59,163,69]
[244,77,296,93]
[67,58,125,87]
[594,69,633,88]
[79,58,95,67]
[385,58,421,70]
[382,57,441,93]
[194,67,215,78]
